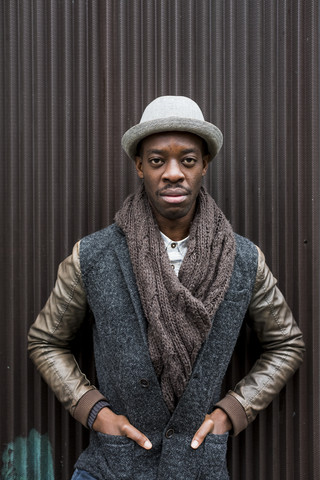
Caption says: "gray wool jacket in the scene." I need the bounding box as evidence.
[28,224,305,480]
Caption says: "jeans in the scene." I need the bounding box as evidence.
[71,469,97,480]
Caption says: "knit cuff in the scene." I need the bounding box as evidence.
[73,389,109,427]
[87,400,111,430]
[215,392,248,436]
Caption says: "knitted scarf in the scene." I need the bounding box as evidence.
[115,185,236,412]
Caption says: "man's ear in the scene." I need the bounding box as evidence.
[202,155,210,176]
[134,156,144,179]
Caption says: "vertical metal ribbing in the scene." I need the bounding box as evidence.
[1,1,319,479]
[20,0,34,458]
[3,0,19,453]
[87,0,101,233]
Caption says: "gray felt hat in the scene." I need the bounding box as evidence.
[121,95,223,161]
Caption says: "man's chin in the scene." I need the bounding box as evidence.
[159,207,192,221]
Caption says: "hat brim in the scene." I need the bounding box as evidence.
[121,117,223,161]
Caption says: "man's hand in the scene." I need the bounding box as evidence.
[93,407,152,450]
[191,408,232,449]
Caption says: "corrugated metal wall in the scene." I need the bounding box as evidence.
[1,1,319,478]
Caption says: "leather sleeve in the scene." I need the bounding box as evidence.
[28,242,107,427]
[216,246,305,436]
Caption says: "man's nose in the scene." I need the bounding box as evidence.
[162,159,185,183]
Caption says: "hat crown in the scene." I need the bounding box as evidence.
[140,95,205,123]
[122,95,223,161]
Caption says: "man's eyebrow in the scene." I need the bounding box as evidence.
[180,148,198,154]
[145,149,165,155]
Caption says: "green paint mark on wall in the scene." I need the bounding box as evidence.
[1,429,54,480]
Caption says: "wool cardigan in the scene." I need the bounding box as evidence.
[74,224,258,480]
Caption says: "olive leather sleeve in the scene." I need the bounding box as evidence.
[216,247,305,436]
[28,242,106,427]
[29,243,305,433]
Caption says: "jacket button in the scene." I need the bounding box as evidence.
[140,379,149,388]
[165,428,174,438]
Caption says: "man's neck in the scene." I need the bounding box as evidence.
[156,218,191,241]
[150,199,197,241]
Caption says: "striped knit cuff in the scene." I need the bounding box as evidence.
[87,400,111,430]
[215,392,248,436]
[73,389,109,427]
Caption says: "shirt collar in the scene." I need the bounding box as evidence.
[160,231,189,254]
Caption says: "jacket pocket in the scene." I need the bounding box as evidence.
[93,432,134,479]
[198,433,229,480]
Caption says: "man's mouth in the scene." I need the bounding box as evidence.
[159,188,190,204]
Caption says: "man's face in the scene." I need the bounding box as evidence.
[134,132,209,225]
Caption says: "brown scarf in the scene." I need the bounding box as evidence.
[115,185,236,412]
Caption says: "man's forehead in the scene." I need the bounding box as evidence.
[140,131,206,150]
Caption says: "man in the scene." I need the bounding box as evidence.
[28,96,305,480]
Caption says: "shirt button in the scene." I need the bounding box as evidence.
[140,379,149,388]
[171,243,177,248]
[171,264,175,269]
[165,428,175,438]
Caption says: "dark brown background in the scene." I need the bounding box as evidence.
[1,1,319,479]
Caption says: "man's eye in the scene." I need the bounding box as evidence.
[182,157,197,166]
[150,158,163,166]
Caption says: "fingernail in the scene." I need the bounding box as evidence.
[191,440,199,449]
[144,440,152,449]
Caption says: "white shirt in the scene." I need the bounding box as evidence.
[160,232,189,276]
